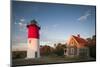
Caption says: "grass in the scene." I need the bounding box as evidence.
[12,55,95,66]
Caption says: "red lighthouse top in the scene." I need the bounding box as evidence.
[27,20,40,39]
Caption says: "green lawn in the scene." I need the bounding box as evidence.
[12,56,95,66]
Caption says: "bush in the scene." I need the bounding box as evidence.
[54,43,66,56]
[89,45,96,59]
[12,51,27,59]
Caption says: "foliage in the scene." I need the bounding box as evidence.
[86,35,96,59]
[40,43,67,56]
[89,45,96,59]
[54,43,66,56]
[12,51,27,59]
[40,45,54,56]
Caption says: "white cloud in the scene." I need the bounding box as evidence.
[20,18,25,22]
[52,24,59,28]
[15,22,26,29]
[14,22,17,24]
[15,17,26,26]
[78,11,91,22]
[18,22,26,27]
[40,40,66,47]
[14,18,27,32]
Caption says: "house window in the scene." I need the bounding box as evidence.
[71,41,75,46]
[71,48,74,55]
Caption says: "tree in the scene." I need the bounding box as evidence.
[86,35,96,59]
[40,45,54,56]
[12,51,26,59]
[92,35,96,40]
[54,43,66,56]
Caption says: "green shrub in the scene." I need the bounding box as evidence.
[12,51,27,59]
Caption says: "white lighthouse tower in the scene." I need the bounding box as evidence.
[27,20,40,58]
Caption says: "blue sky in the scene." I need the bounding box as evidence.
[12,1,96,46]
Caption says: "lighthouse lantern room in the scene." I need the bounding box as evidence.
[27,19,40,58]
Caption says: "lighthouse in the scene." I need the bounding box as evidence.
[27,19,40,58]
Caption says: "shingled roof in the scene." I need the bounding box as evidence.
[72,35,87,45]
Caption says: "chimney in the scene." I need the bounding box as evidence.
[77,34,80,38]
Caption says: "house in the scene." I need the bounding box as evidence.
[64,34,89,57]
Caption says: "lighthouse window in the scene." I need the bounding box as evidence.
[29,40,31,43]
[64,49,67,53]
